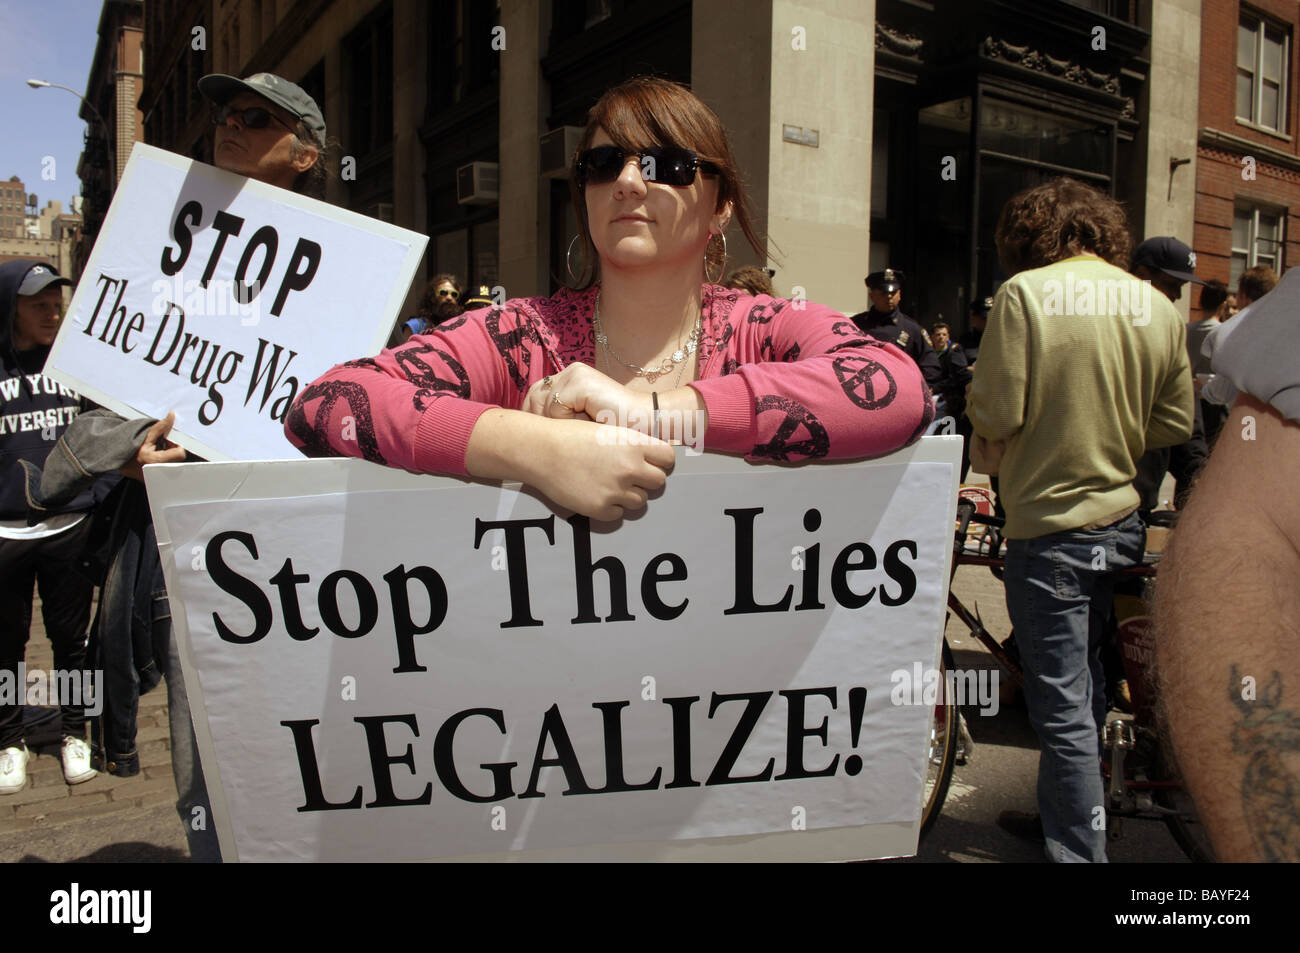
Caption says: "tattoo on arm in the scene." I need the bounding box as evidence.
[1230,666,1300,861]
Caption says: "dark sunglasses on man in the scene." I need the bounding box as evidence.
[211,103,297,134]
[576,145,720,189]
[437,288,459,300]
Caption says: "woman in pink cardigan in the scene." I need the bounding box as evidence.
[286,76,932,520]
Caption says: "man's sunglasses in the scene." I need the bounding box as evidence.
[437,289,459,299]
[576,145,720,188]
[211,104,297,133]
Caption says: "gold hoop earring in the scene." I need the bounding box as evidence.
[704,232,727,284]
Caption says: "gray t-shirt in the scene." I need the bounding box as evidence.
[1205,268,1300,423]
[1185,317,1220,377]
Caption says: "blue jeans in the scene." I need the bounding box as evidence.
[87,479,221,861]
[1004,511,1145,863]
[162,608,221,862]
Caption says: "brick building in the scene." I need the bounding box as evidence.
[0,177,81,276]
[1194,0,1299,318]
[78,0,145,273]
[139,0,212,166]
[0,178,26,241]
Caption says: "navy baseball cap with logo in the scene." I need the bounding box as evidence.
[16,263,72,296]
[865,268,905,292]
[1132,237,1206,285]
[199,72,326,148]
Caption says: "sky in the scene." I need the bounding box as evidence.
[0,0,106,212]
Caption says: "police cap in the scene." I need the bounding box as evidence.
[865,268,904,293]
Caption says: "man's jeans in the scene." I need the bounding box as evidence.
[1004,511,1145,863]
[162,611,221,862]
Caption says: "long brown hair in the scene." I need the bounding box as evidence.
[995,177,1132,277]
[415,273,464,316]
[567,75,765,288]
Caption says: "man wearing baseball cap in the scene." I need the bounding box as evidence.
[124,72,326,857]
[23,71,332,856]
[1131,236,1210,514]
[1131,236,1206,304]
[0,261,104,794]
[199,71,328,197]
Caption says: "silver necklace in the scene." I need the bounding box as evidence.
[593,291,701,384]
[597,332,689,390]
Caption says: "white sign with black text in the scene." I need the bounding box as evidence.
[45,142,425,461]
[146,439,961,861]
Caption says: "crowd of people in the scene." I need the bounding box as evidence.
[1,66,1292,865]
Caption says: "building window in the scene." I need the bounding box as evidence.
[299,60,325,128]
[1231,204,1284,288]
[251,0,263,48]
[1237,11,1289,133]
[430,0,500,109]
[583,0,613,28]
[346,3,394,158]
[552,0,621,41]
[1062,0,1127,15]
[343,5,394,219]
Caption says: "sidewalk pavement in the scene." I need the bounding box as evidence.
[0,601,189,862]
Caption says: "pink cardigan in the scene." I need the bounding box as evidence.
[285,284,933,474]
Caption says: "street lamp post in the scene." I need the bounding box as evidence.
[26,78,116,193]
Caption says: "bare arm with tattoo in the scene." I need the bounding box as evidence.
[1154,396,1300,861]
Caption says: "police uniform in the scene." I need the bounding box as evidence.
[849,268,942,387]
[934,339,971,417]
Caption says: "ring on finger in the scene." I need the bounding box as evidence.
[552,392,576,412]
[542,375,554,389]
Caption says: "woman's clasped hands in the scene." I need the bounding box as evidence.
[518,363,675,522]
[521,363,652,427]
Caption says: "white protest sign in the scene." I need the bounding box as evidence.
[147,438,961,861]
[45,142,426,461]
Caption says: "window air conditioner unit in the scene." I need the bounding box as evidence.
[457,161,499,205]
[540,126,584,179]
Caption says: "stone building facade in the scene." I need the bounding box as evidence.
[130,1,1211,326]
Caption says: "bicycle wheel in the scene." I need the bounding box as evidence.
[1152,746,1216,862]
[919,640,958,839]
[1159,794,1215,862]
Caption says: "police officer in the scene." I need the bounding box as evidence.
[930,319,975,480]
[930,322,971,421]
[850,268,941,387]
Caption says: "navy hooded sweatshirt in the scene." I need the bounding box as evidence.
[0,259,95,521]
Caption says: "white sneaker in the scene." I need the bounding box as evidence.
[0,745,29,794]
[61,736,97,785]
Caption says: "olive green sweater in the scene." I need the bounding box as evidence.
[967,255,1194,539]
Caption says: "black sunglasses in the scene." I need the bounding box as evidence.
[576,145,720,188]
[211,104,297,133]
